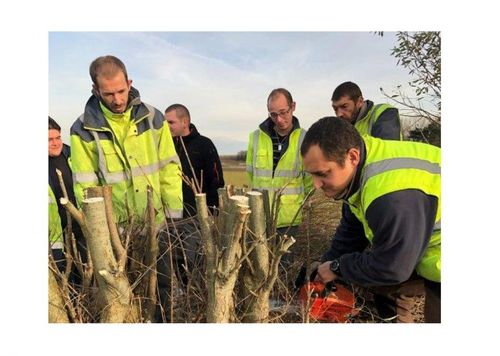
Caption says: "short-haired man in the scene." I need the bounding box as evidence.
[163,103,225,286]
[331,81,402,140]
[246,88,313,280]
[164,103,224,217]
[70,55,183,224]
[301,117,440,323]
[49,116,87,274]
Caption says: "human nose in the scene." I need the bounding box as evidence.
[336,108,346,118]
[275,115,286,124]
[312,176,323,190]
[112,93,124,104]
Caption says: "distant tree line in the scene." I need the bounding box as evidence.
[236,151,247,161]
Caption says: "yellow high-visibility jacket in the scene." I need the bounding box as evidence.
[70,88,183,224]
[49,185,63,249]
[347,135,441,282]
[246,119,313,228]
[355,102,402,140]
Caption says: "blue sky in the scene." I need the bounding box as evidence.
[49,31,414,154]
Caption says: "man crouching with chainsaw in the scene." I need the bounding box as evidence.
[300,117,441,323]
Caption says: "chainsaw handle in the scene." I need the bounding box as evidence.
[324,281,337,295]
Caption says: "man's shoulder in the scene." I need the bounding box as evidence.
[196,134,215,144]
[137,102,165,130]
[371,101,397,113]
[69,114,87,136]
[192,134,219,153]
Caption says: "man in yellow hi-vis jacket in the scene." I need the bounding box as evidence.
[70,55,183,225]
[302,117,440,323]
[246,88,313,284]
[331,81,402,140]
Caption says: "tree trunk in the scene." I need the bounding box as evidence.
[241,190,297,322]
[196,192,250,323]
[48,267,70,323]
[81,197,137,323]
[241,191,270,322]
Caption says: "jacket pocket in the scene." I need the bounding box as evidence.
[255,149,269,168]
[101,144,125,173]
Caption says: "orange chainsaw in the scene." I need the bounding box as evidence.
[296,267,358,322]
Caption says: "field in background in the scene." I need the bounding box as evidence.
[221,155,249,187]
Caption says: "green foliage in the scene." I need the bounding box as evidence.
[236,150,247,161]
[407,121,441,147]
[392,32,441,112]
[379,32,441,144]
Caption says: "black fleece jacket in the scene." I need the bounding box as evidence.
[174,124,225,217]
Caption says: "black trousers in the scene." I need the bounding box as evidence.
[156,219,201,321]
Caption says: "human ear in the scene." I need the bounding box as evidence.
[347,148,360,166]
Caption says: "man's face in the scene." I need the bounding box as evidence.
[164,110,185,137]
[49,129,63,157]
[268,93,295,135]
[94,71,132,114]
[331,95,363,123]
[302,144,359,199]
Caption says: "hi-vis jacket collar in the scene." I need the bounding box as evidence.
[82,87,148,130]
[258,116,300,137]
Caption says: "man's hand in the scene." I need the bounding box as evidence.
[315,261,337,283]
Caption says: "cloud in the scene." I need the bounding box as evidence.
[49,32,416,152]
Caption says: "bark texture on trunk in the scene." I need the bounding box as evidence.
[48,267,70,323]
[82,197,137,323]
[241,191,270,322]
[196,192,250,323]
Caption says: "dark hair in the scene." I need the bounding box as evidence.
[331,81,363,102]
[89,55,128,87]
[165,103,191,122]
[301,116,362,167]
[267,88,293,107]
[49,116,61,131]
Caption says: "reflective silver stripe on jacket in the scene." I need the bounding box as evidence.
[275,170,300,178]
[73,171,99,184]
[254,186,304,195]
[166,209,183,219]
[252,168,272,177]
[144,103,158,147]
[130,154,180,178]
[51,241,64,250]
[251,128,304,179]
[433,220,441,232]
[252,129,260,174]
[295,129,306,172]
[360,157,441,191]
[251,168,300,178]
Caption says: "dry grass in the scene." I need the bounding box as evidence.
[223,170,249,187]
